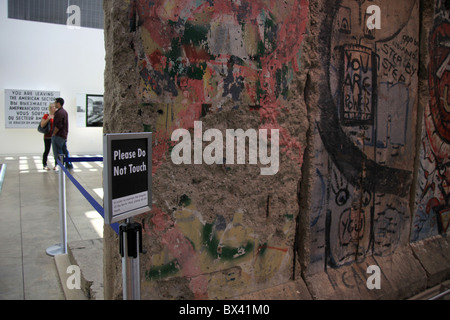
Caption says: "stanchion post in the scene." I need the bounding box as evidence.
[46,154,67,256]
[58,154,68,254]
[119,217,143,300]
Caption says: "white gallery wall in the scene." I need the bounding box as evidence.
[0,0,105,156]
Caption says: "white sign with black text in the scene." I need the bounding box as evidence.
[5,89,60,128]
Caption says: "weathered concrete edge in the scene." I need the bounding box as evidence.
[67,239,104,300]
[233,278,313,300]
[233,235,449,300]
[60,235,449,300]
[53,239,103,300]
[408,279,450,300]
[54,254,88,300]
[410,235,450,288]
[301,236,449,300]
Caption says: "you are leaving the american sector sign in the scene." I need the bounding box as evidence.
[104,133,152,224]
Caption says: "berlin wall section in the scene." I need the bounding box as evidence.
[410,0,450,287]
[103,0,450,300]
[103,0,310,300]
[298,0,425,299]
[297,0,449,300]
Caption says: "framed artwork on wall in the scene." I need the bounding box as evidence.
[86,94,104,127]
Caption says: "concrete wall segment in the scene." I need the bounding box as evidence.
[302,0,420,274]
[104,0,310,300]
[102,0,450,299]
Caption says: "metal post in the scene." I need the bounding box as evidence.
[59,154,68,254]
[120,218,142,300]
[46,155,67,256]
[0,163,7,193]
[429,288,450,300]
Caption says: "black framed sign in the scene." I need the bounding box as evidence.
[103,133,152,224]
[86,94,104,127]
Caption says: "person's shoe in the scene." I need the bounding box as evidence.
[43,166,50,171]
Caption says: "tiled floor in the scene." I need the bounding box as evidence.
[0,154,104,300]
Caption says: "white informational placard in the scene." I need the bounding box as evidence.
[103,132,152,224]
[4,89,60,128]
[112,191,148,216]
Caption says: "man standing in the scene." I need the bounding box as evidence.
[52,97,73,170]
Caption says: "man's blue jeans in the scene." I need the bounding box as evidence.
[52,136,73,169]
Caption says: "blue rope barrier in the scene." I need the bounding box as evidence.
[56,158,119,234]
[65,157,103,163]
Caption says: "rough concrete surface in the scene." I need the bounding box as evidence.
[54,254,87,300]
[66,235,448,300]
[410,236,450,287]
[103,0,310,300]
[100,0,450,299]
[234,279,312,300]
[68,239,104,300]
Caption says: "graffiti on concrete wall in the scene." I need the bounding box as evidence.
[127,0,308,298]
[130,0,308,170]
[308,0,419,275]
[412,0,450,241]
[142,202,294,298]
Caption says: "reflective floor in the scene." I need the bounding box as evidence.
[0,154,104,300]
